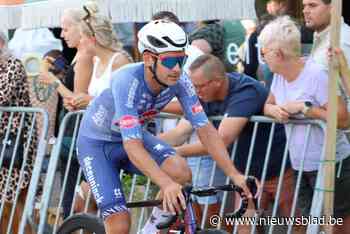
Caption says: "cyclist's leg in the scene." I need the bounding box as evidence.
[77,135,130,234]
[124,131,191,234]
[123,131,192,186]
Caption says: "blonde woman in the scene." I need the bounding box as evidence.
[71,4,132,108]
[39,4,94,108]
[260,16,350,233]
[40,3,132,110]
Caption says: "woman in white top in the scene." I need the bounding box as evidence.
[40,2,132,110]
[70,4,132,108]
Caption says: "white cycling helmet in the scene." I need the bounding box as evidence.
[138,20,188,54]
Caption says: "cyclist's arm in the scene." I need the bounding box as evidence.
[196,122,243,179]
[158,118,193,146]
[176,117,248,156]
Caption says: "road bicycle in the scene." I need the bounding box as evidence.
[57,177,258,234]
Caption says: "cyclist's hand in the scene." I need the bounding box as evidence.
[246,176,262,199]
[161,181,186,215]
[231,174,260,199]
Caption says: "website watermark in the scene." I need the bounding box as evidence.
[209,215,344,227]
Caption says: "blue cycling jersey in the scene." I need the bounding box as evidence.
[79,62,208,142]
[77,63,208,218]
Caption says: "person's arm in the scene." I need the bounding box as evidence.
[176,117,248,156]
[263,92,290,122]
[278,97,349,129]
[73,51,93,93]
[162,100,183,115]
[39,71,74,98]
[158,119,193,146]
[334,48,350,97]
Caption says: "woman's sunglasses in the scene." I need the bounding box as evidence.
[82,6,95,37]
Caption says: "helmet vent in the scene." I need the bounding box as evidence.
[162,36,187,47]
[147,35,167,48]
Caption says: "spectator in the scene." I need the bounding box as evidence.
[152,11,181,25]
[266,0,288,16]
[243,1,288,81]
[114,22,135,59]
[68,3,132,108]
[40,4,132,110]
[162,54,301,233]
[239,14,276,81]
[0,29,37,234]
[303,0,350,109]
[260,16,350,233]
[38,3,95,219]
[303,0,350,71]
[189,21,225,64]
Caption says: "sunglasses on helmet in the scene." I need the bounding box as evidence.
[82,6,95,37]
[155,53,187,70]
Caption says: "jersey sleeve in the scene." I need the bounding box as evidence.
[110,72,143,141]
[175,74,209,129]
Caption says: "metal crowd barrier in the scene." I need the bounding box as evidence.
[0,107,49,234]
[23,111,331,234]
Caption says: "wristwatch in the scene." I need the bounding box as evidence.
[302,101,313,114]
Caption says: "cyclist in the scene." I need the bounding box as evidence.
[76,20,252,234]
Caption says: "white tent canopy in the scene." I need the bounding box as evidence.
[1,0,256,30]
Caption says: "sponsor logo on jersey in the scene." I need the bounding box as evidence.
[119,115,139,129]
[126,79,139,108]
[153,143,165,151]
[191,102,204,114]
[92,105,108,127]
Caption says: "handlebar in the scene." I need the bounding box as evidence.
[156,176,258,230]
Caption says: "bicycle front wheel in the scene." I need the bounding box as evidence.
[197,229,229,234]
[56,213,105,234]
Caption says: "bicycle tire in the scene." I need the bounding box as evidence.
[197,229,230,234]
[56,213,105,234]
